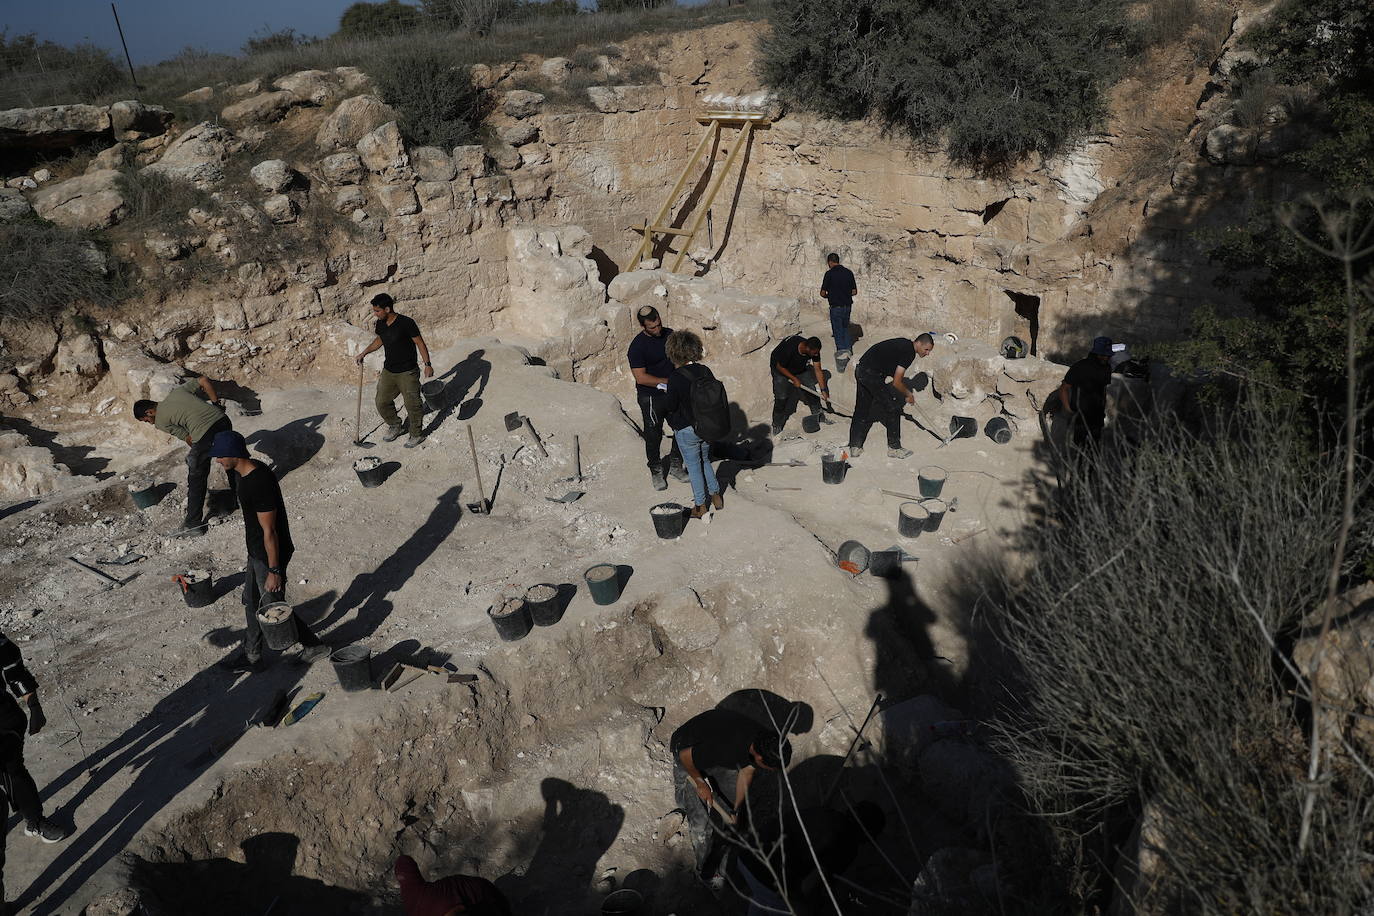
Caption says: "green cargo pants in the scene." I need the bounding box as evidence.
[376,368,422,436]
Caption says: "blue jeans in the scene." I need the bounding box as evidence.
[829,306,852,353]
[675,426,718,507]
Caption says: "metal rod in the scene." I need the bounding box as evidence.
[573,434,582,480]
[110,3,140,90]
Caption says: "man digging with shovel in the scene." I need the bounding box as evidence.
[769,334,833,436]
[847,333,935,459]
[355,293,434,449]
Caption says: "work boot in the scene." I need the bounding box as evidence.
[888,447,913,459]
[690,504,708,519]
[668,461,690,482]
[296,645,331,665]
[383,425,405,442]
[403,434,424,449]
[650,464,668,491]
[24,819,70,844]
[710,492,724,511]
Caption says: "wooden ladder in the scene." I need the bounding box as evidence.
[628,110,768,274]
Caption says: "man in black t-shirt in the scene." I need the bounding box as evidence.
[670,708,791,882]
[209,431,328,674]
[626,305,685,491]
[848,333,935,458]
[1057,335,1113,449]
[355,293,434,448]
[769,335,833,435]
[820,253,858,360]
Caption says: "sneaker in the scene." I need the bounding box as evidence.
[168,523,206,539]
[382,425,405,442]
[888,447,913,459]
[296,645,331,665]
[403,435,424,449]
[651,467,668,491]
[848,446,863,457]
[25,819,70,844]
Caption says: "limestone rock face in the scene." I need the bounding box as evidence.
[0,104,111,151]
[539,57,572,84]
[412,146,457,182]
[504,225,606,339]
[452,145,486,176]
[316,95,396,151]
[502,90,545,119]
[357,121,411,177]
[143,121,242,186]
[220,90,297,125]
[718,312,769,356]
[499,123,539,147]
[320,151,366,185]
[87,143,128,172]
[334,186,367,213]
[0,188,33,223]
[103,342,184,401]
[108,100,172,137]
[250,159,298,193]
[378,184,419,216]
[0,430,71,499]
[585,85,661,114]
[226,79,262,98]
[263,194,298,223]
[273,69,342,106]
[31,169,127,229]
[55,330,103,379]
[650,587,720,652]
[177,86,213,103]
[1294,584,1374,761]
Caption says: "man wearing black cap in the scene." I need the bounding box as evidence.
[133,375,234,538]
[209,431,329,673]
[1058,336,1114,448]
[769,335,833,436]
[627,306,686,491]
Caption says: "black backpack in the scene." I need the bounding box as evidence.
[681,364,732,441]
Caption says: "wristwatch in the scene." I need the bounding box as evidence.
[424,362,432,367]
[266,566,283,576]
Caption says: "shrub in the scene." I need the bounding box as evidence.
[116,169,214,236]
[420,0,522,32]
[339,0,424,38]
[981,411,1373,912]
[241,27,315,57]
[362,44,487,147]
[596,0,675,10]
[0,221,122,319]
[0,31,127,107]
[760,0,1130,170]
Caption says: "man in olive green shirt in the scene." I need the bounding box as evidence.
[133,377,235,537]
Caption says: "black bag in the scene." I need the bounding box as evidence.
[682,364,732,441]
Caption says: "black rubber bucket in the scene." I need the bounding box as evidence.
[898,502,929,538]
[601,889,644,915]
[869,549,902,578]
[256,602,299,651]
[801,415,821,434]
[354,456,384,488]
[129,480,158,510]
[420,380,447,412]
[821,453,847,485]
[949,416,978,439]
[836,539,870,574]
[650,503,688,539]
[525,583,561,627]
[489,597,533,641]
[917,465,947,499]
[330,645,373,691]
[920,498,948,532]
[985,416,1013,444]
[178,570,214,608]
[584,564,621,606]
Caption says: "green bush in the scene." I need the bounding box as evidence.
[363,44,487,147]
[761,0,1130,169]
[241,27,315,57]
[0,221,122,319]
[0,31,127,106]
[339,0,424,38]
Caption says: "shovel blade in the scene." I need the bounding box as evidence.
[503,411,522,431]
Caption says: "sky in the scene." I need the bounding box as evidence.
[1,0,637,67]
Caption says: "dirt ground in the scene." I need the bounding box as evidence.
[0,325,1051,915]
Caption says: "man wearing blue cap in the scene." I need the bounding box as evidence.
[1057,336,1114,448]
[208,431,329,673]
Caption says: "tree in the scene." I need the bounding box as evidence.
[596,0,675,11]
[339,0,423,38]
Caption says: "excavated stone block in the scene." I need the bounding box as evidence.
[317,95,397,152]
[320,151,366,185]
[31,169,127,229]
[501,90,545,119]
[651,587,721,652]
[412,146,457,182]
[220,90,296,125]
[718,312,768,356]
[357,121,411,177]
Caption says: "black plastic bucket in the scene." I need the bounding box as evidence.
[489,597,533,641]
[178,570,214,608]
[420,380,447,412]
[129,480,158,510]
[917,465,946,499]
[898,502,929,538]
[584,564,621,606]
[601,889,644,915]
[354,456,384,488]
[949,416,978,439]
[920,498,948,532]
[650,503,688,539]
[836,539,870,574]
[821,453,846,485]
[801,415,821,434]
[256,602,299,651]
[330,645,373,691]
[985,416,1013,444]
[525,583,561,627]
[870,549,902,578]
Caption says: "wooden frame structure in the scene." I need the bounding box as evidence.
[628,107,770,273]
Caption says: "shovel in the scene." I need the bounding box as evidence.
[353,363,373,448]
[503,411,548,457]
[763,458,807,467]
[466,425,490,515]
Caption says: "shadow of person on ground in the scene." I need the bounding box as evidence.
[246,414,326,480]
[314,487,463,644]
[131,831,372,915]
[498,777,624,913]
[425,349,492,433]
[1,417,111,479]
[716,689,815,737]
[863,569,958,705]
